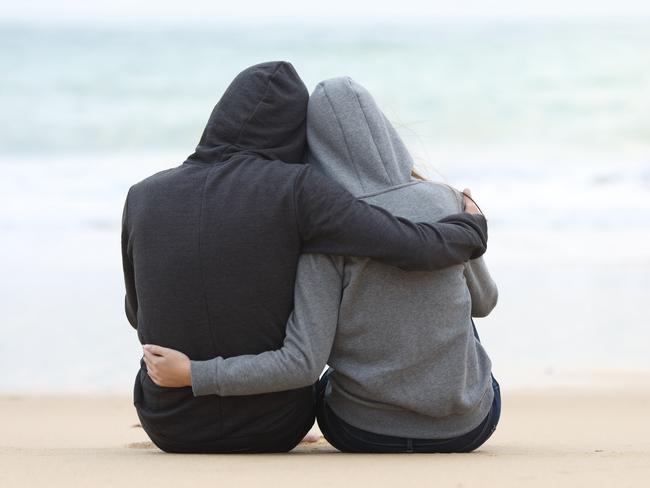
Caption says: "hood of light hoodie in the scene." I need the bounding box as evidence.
[188,61,309,164]
[306,77,415,197]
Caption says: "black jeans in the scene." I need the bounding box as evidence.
[316,321,500,453]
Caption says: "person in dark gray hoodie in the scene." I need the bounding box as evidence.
[146,77,499,453]
[126,63,489,453]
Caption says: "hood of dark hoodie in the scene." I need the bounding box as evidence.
[188,61,309,164]
[306,77,415,197]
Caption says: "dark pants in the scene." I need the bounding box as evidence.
[316,321,500,453]
[147,418,314,454]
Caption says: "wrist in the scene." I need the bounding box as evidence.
[184,357,192,387]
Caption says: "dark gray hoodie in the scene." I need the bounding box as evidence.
[190,77,498,439]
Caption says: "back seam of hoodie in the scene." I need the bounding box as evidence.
[197,167,222,437]
[321,84,367,194]
[231,63,285,149]
[348,78,395,186]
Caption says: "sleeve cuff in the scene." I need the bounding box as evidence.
[439,212,488,258]
[190,358,223,397]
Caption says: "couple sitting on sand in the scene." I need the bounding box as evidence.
[121,61,499,454]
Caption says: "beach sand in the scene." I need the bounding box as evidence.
[1,381,649,487]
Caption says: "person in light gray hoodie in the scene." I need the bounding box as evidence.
[145,77,500,452]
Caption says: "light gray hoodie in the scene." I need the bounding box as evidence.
[190,77,498,439]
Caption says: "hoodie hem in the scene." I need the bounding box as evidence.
[326,384,494,440]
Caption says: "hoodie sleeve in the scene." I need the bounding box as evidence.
[121,190,138,329]
[190,253,342,396]
[445,185,498,317]
[464,258,499,318]
[294,166,487,271]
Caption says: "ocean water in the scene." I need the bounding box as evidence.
[1,20,649,392]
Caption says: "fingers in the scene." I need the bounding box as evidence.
[143,347,164,385]
[142,344,187,388]
[142,345,164,375]
[147,371,164,386]
[143,344,166,356]
[145,361,166,387]
[143,348,159,365]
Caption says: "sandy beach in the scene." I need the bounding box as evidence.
[2,377,649,487]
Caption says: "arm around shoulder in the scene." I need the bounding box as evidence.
[294,166,488,271]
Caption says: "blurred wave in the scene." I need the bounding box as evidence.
[1,20,649,157]
[1,20,649,391]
